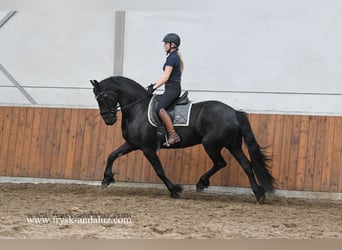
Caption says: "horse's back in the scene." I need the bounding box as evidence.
[192,100,237,119]
[189,100,239,131]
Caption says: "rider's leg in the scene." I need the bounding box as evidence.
[158,108,180,146]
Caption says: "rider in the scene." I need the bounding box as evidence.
[148,33,183,146]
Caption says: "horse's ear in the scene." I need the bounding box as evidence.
[90,80,99,88]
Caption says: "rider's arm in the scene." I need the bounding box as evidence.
[154,66,173,89]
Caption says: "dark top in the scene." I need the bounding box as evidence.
[163,50,182,83]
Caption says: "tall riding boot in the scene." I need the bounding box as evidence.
[158,108,181,146]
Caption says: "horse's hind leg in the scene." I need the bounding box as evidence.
[102,142,138,188]
[229,147,266,203]
[196,145,226,192]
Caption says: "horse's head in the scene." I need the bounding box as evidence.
[90,79,118,125]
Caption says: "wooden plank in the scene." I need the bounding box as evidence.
[49,108,64,178]
[320,116,335,191]
[174,149,185,184]
[278,115,293,190]
[303,116,318,191]
[312,116,327,192]
[6,107,21,177]
[13,108,29,177]
[26,108,42,177]
[70,109,86,179]
[36,108,51,177]
[179,147,192,184]
[295,116,309,190]
[56,109,72,179]
[64,109,80,179]
[287,115,301,190]
[164,149,178,183]
[0,108,6,174]
[338,118,342,192]
[79,109,96,180]
[12,108,27,177]
[281,116,301,190]
[332,118,342,192]
[188,145,201,184]
[41,108,57,177]
[0,108,13,176]
[20,108,35,177]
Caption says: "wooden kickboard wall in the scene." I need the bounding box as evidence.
[0,106,341,193]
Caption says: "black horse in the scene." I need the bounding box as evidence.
[91,76,275,203]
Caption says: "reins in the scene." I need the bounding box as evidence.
[119,95,150,112]
[96,90,150,113]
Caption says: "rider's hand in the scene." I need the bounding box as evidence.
[146,84,156,96]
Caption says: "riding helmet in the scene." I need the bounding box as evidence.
[162,33,181,47]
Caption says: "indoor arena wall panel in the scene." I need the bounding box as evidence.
[1,106,341,193]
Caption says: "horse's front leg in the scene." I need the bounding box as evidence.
[102,142,138,188]
[142,149,183,198]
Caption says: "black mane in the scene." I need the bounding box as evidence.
[101,76,147,96]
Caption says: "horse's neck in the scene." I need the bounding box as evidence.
[114,82,146,107]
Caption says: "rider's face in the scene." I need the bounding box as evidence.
[163,42,170,52]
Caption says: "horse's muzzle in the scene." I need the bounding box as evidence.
[101,110,117,125]
[103,114,117,125]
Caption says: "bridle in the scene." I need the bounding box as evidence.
[95,91,118,118]
[95,90,149,117]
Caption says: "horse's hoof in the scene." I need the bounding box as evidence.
[256,194,265,204]
[173,184,183,194]
[255,187,266,204]
[170,184,183,198]
[196,181,209,192]
[101,178,114,189]
[170,192,180,199]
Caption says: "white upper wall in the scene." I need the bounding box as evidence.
[1,8,342,115]
[125,11,342,93]
[1,11,115,86]
[123,11,342,115]
[0,11,114,107]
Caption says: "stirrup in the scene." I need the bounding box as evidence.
[163,131,181,147]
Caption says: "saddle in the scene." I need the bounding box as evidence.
[148,91,192,128]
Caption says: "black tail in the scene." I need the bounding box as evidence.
[236,111,275,192]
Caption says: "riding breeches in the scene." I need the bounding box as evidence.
[155,82,181,113]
